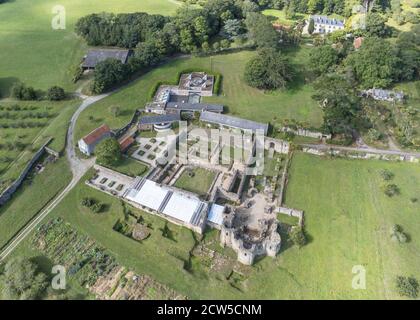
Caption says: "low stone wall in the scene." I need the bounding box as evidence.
[277,206,304,227]
[264,137,290,154]
[302,147,420,163]
[0,138,53,207]
[282,127,331,140]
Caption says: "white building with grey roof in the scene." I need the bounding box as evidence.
[308,15,345,34]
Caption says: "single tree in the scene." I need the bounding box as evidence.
[308,18,315,35]
[244,48,293,90]
[95,137,121,166]
[46,86,65,101]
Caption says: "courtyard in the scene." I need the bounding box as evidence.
[174,167,217,197]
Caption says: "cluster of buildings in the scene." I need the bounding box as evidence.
[79,71,304,265]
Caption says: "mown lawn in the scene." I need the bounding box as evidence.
[279,152,420,299]
[262,9,306,25]
[75,49,323,141]
[174,167,216,196]
[4,153,420,299]
[0,157,72,250]
[0,0,179,96]
[104,156,149,178]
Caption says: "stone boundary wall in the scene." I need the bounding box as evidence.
[114,110,140,138]
[277,206,304,227]
[302,147,420,163]
[282,127,332,140]
[277,152,292,206]
[0,138,53,207]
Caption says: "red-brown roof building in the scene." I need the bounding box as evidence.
[118,135,135,152]
[78,124,112,156]
[353,37,364,50]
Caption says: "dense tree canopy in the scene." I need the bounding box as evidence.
[75,12,169,48]
[308,45,339,76]
[245,12,279,48]
[365,12,390,38]
[313,73,364,135]
[46,86,66,101]
[1,257,48,300]
[395,32,420,81]
[91,59,130,94]
[10,82,37,101]
[345,37,400,89]
[244,48,294,90]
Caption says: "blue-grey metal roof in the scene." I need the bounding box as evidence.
[200,111,268,135]
[82,49,132,68]
[311,15,344,27]
[139,113,181,125]
[166,102,223,113]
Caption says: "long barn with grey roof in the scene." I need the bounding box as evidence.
[165,102,223,114]
[200,111,268,135]
[82,49,133,69]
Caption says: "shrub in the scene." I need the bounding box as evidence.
[384,184,400,197]
[72,66,84,83]
[289,227,307,248]
[81,197,104,214]
[10,82,37,100]
[46,86,66,101]
[395,276,419,299]
[213,74,223,95]
[380,169,394,181]
[390,224,408,244]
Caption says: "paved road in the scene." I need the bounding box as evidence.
[301,143,420,158]
[0,93,109,262]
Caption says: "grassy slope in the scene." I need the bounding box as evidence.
[75,49,323,141]
[262,9,306,25]
[0,0,179,96]
[281,153,420,299]
[4,154,420,299]
[0,157,72,250]
[0,99,79,184]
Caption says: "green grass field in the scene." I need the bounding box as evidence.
[174,167,216,196]
[0,99,79,192]
[262,9,306,25]
[0,157,71,250]
[282,153,420,299]
[0,0,179,97]
[75,49,323,141]
[105,156,149,177]
[3,154,420,299]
